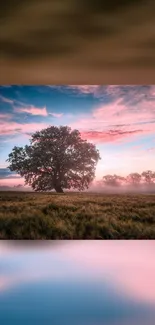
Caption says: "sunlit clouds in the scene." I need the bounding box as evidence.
[0,85,155,186]
[14,106,48,116]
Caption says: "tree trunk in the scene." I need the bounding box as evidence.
[53,172,64,193]
[54,184,64,193]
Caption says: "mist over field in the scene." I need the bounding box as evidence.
[89,181,155,194]
[90,185,155,194]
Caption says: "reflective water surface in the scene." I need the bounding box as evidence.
[0,241,154,325]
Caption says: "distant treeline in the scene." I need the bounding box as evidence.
[97,170,155,187]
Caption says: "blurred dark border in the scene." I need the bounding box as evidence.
[0,0,155,84]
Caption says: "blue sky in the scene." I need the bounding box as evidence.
[0,85,155,186]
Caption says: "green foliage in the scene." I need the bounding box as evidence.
[0,191,155,239]
[7,126,101,193]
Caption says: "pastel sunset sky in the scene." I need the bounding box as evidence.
[0,85,155,186]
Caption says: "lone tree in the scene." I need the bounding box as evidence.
[7,126,101,193]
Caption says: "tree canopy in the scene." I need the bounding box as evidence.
[126,172,141,185]
[7,126,101,193]
[142,170,155,184]
[101,171,155,187]
[102,174,125,187]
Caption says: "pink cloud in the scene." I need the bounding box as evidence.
[68,85,99,94]
[0,177,24,186]
[13,105,63,118]
[0,95,50,117]
[67,85,155,103]
[0,121,48,136]
[92,98,155,124]
[70,97,155,143]
[14,105,48,116]
[0,113,12,120]
[81,129,143,143]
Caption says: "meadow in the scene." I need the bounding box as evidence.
[0,191,155,239]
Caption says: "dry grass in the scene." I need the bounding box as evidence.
[0,191,155,239]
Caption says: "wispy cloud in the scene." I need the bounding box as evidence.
[49,112,63,118]
[0,121,48,136]
[70,96,155,143]
[14,105,48,116]
[0,95,14,104]
[0,94,63,118]
[0,168,20,179]
[0,178,24,187]
[68,85,99,94]
[1,85,155,179]
[81,129,143,143]
[0,94,49,117]
[0,113,12,120]
[66,85,155,102]
[0,86,12,88]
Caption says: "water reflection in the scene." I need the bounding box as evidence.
[0,241,154,325]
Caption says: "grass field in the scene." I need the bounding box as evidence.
[0,191,155,239]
